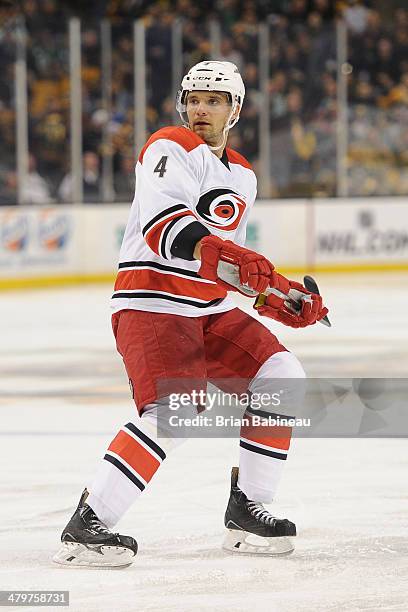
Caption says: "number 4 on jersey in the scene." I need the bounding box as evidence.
[154,156,168,178]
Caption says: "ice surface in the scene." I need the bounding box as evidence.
[0,274,407,612]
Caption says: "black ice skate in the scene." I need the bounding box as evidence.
[53,489,138,568]
[223,467,296,555]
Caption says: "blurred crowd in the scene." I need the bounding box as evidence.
[0,0,407,203]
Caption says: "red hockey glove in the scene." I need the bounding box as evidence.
[256,276,329,328]
[198,235,275,294]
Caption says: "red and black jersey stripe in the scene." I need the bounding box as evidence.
[142,204,199,259]
[113,260,227,307]
[142,204,188,237]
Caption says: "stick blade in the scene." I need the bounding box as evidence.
[303,275,332,327]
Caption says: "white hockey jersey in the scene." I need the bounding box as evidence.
[111,125,257,317]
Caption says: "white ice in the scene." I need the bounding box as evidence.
[0,273,407,612]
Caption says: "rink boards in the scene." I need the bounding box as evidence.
[1,197,408,288]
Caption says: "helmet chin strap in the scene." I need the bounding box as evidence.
[207,126,229,152]
[207,105,236,153]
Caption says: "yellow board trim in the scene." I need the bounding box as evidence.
[1,262,408,291]
[0,274,116,291]
[281,263,408,275]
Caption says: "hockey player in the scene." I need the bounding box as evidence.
[54,61,328,567]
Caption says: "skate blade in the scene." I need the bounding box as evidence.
[222,529,295,556]
[52,541,136,568]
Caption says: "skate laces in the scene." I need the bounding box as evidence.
[246,501,275,525]
[82,506,111,534]
[88,517,111,534]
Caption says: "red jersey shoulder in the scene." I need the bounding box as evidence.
[226,148,252,170]
[138,126,204,163]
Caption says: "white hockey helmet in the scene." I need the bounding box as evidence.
[176,60,245,130]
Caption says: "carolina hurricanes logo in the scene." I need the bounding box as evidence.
[196,188,246,231]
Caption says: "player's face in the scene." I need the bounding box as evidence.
[186,91,233,145]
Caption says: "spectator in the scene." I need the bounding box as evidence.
[1,0,407,200]
[374,38,399,84]
[58,152,102,203]
[20,154,54,204]
[343,0,369,35]
[312,0,335,22]
[269,71,288,120]
[285,0,309,24]
[114,156,135,202]
[216,0,239,31]
[0,170,17,206]
[218,37,243,71]
[146,10,173,108]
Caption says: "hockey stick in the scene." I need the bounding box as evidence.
[217,262,331,327]
[303,276,331,327]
